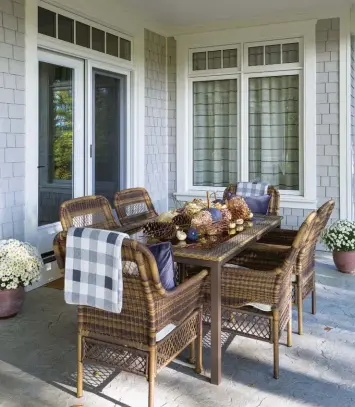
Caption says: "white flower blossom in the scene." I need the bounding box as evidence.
[0,239,44,290]
[321,220,355,252]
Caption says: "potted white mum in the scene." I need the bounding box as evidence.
[0,239,44,318]
[321,220,355,274]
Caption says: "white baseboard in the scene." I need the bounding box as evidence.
[26,261,63,292]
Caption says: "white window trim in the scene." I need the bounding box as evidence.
[175,19,317,209]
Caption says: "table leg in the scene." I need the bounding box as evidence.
[210,263,221,385]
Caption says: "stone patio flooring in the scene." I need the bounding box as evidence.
[0,253,355,407]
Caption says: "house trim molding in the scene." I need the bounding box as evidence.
[339,11,352,220]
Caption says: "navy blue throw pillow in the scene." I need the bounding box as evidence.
[244,195,271,215]
[148,242,175,291]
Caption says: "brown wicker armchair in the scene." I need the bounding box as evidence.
[53,196,119,272]
[114,188,158,228]
[244,199,335,335]
[223,184,280,216]
[59,195,119,232]
[204,211,316,379]
[54,236,207,407]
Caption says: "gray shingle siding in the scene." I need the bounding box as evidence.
[0,0,24,240]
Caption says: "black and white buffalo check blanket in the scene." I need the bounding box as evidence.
[64,227,129,313]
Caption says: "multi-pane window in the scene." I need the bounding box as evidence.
[192,47,239,71]
[190,39,302,192]
[247,42,299,66]
[37,7,132,61]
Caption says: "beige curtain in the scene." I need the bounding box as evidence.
[249,75,299,190]
[193,79,238,187]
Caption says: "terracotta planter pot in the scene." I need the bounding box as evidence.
[333,251,355,274]
[0,287,25,318]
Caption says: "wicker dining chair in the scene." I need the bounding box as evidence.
[247,199,335,335]
[223,184,280,216]
[203,211,316,379]
[54,236,207,407]
[114,188,158,227]
[59,195,119,232]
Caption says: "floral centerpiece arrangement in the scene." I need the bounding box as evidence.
[143,191,254,244]
[321,220,355,274]
[0,239,44,318]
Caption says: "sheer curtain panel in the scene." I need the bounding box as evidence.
[248,75,299,190]
[193,79,238,187]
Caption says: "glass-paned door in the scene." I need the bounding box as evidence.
[37,50,84,253]
[91,69,127,202]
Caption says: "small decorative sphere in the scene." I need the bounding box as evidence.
[187,227,199,241]
[248,212,254,219]
[176,230,187,241]
[229,222,236,229]
[236,225,244,232]
[236,219,244,225]
[203,208,222,222]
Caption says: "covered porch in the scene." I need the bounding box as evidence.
[1,254,354,407]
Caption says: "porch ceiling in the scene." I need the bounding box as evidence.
[118,0,351,28]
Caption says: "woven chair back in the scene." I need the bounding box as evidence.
[298,199,335,262]
[276,211,317,275]
[59,195,118,232]
[222,184,280,216]
[114,187,158,226]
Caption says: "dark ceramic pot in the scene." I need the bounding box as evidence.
[0,287,25,318]
[333,251,355,274]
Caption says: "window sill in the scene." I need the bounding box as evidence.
[174,191,317,210]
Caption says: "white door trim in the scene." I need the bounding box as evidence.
[35,50,85,254]
[339,12,352,220]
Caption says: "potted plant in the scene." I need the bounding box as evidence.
[0,239,44,318]
[321,220,355,274]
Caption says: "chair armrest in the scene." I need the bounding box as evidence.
[228,243,291,271]
[154,269,208,330]
[53,231,67,271]
[258,228,297,246]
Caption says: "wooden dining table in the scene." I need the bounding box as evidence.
[171,214,282,385]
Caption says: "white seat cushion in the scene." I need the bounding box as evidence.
[246,302,272,312]
[156,323,176,341]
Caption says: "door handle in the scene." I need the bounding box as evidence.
[37,165,45,168]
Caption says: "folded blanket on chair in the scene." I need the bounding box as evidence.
[64,227,129,313]
[236,181,269,197]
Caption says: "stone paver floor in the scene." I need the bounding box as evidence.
[0,253,355,407]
